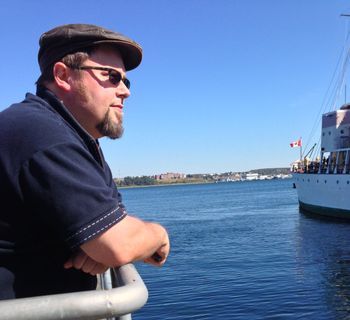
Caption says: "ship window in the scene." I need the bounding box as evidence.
[347,181,349,184]
[317,180,319,183]
[341,130,344,134]
[323,132,325,136]
[324,180,327,183]
[337,180,339,184]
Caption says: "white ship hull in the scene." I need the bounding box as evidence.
[293,172,350,218]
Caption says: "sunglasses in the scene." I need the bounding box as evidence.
[74,66,131,89]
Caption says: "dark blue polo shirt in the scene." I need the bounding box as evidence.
[0,86,127,299]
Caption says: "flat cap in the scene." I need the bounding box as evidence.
[38,23,142,72]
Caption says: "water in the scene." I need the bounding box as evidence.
[120,179,350,319]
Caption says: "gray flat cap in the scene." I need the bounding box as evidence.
[38,23,142,72]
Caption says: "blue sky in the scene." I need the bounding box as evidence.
[1,0,350,177]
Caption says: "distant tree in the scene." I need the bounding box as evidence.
[118,176,156,186]
[135,176,156,185]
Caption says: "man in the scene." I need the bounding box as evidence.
[0,24,170,300]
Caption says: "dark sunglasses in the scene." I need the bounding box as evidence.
[73,66,130,89]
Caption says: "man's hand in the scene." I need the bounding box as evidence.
[64,250,109,275]
[143,232,170,267]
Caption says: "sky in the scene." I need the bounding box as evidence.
[1,0,350,177]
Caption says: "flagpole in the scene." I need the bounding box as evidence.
[300,137,302,163]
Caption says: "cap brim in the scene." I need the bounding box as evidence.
[92,39,142,71]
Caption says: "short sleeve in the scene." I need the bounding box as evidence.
[18,142,127,249]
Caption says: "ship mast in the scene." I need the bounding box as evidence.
[341,14,350,106]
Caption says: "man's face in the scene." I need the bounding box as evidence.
[69,46,131,139]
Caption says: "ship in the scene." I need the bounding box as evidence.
[292,15,350,219]
[292,104,350,218]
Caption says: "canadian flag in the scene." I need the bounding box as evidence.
[290,138,302,148]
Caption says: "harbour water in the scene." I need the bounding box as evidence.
[120,179,350,319]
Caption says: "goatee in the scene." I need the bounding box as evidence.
[96,108,124,139]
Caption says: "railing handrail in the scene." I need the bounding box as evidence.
[0,263,148,320]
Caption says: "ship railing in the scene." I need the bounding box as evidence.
[0,263,148,320]
[293,147,350,174]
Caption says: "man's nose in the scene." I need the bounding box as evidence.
[117,82,130,99]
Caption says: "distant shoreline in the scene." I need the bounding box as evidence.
[117,176,292,189]
[115,167,291,189]
[118,180,214,189]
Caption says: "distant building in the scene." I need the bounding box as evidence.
[231,174,242,181]
[259,175,273,180]
[245,173,259,181]
[154,172,186,180]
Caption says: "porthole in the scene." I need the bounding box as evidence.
[337,180,339,184]
[325,180,327,183]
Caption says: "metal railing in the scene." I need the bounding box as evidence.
[0,263,148,320]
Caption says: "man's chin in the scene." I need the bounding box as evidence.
[107,124,124,139]
[108,130,124,140]
[96,121,124,139]
[96,109,124,139]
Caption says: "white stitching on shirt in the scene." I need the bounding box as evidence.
[81,211,127,242]
[67,207,120,240]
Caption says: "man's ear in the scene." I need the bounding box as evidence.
[52,62,72,92]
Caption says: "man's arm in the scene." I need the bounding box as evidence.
[78,215,170,267]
